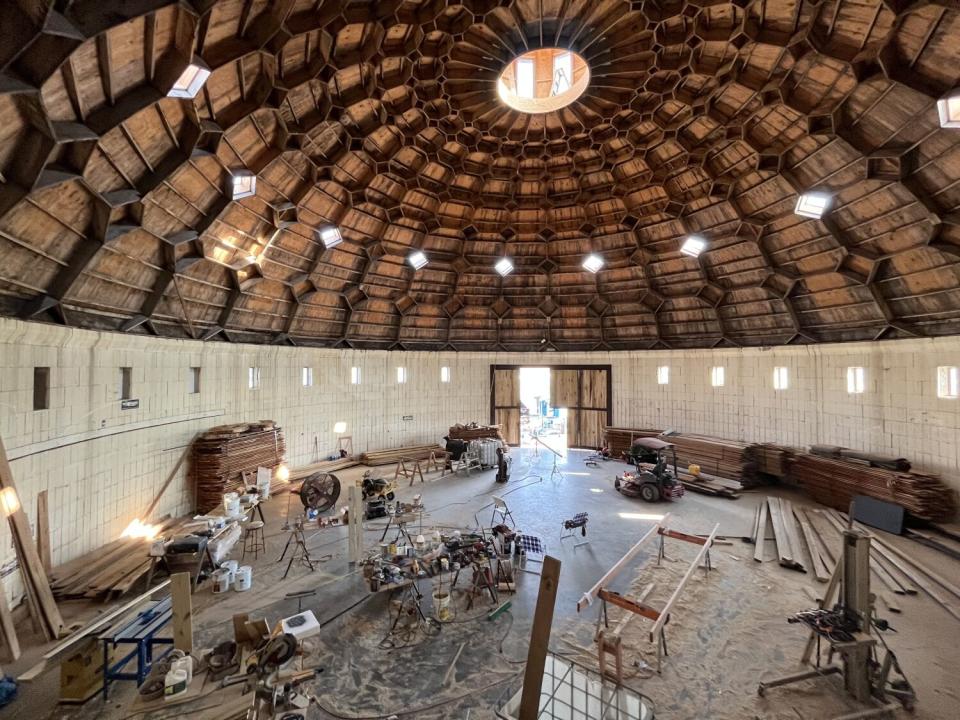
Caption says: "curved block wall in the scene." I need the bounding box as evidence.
[1,316,958,602]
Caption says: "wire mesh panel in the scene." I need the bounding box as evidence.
[498,654,653,720]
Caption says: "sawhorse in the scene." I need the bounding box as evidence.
[100,597,174,700]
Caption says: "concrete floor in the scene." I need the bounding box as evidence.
[3,447,958,719]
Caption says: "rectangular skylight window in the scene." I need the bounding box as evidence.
[441,366,451,382]
[795,192,830,219]
[168,62,210,99]
[232,172,256,200]
[937,91,960,128]
[302,367,313,387]
[408,250,428,270]
[847,366,865,394]
[773,366,789,390]
[680,235,707,257]
[495,258,514,276]
[582,254,604,273]
[711,366,725,387]
[396,366,407,384]
[516,58,535,99]
[657,366,669,385]
[319,226,342,248]
[351,366,361,385]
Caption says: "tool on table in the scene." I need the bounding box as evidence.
[758,523,916,719]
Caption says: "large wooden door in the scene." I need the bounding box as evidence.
[550,367,610,448]
[492,367,521,445]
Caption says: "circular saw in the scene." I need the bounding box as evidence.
[299,472,340,513]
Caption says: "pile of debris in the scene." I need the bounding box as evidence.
[448,423,504,442]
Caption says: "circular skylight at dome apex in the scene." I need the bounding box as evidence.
[497,48,590,114]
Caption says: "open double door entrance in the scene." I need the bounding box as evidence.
[490,365,611,450]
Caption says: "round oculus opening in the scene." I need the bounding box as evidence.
[497,48,589,114]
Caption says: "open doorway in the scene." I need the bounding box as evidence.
[519,367,567,452]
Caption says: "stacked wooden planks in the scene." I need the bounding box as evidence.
[192,422,286,512]
[288,457,359,483]
[791,453,956,521]
[448,423,504,442]
[661,432,749,481]
[742,443,794,486]
[360,444,445,466]
[50,517,190,601]
[603,427,662,456]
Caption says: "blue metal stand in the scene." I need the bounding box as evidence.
[100,597,174,700]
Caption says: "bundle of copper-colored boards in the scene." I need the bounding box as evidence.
[360,444,445,466]
[448,424,504,442]
[742,443,794,486]
[661,432,749,481]
[192,422,286,512]
[792,453,957,521]
[602,427,662,456]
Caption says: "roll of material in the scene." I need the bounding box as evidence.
[234,565,253,591]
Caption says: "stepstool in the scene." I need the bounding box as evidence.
[242,520,266,560]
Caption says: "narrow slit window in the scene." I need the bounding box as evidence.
[302,367,314,387]
[119,367,133,400]
[847,367,865,394]
[441,366,451,383]
[938,366,959,399]
[773,366,789,390]
[248,367,261,390]
[188,367,201,394]
[351,366,362,385]
[657,366,669,385]
[33,367,50,410]
[396,366,407,384]
[710,366,725,387]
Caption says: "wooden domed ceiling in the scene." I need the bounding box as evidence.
[0,0,959,351]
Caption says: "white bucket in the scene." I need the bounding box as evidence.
[222,560,238,580]
[223,492,240,516]
[433,591,452,621]
[234,565,252,592]
[212,569,232,594]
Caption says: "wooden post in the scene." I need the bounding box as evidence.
[347,484,363,564]
[0,436,64,640]
[519,555,561,720]
[0,585,20,661]
[170,572,193,654]
[37,490,51,574]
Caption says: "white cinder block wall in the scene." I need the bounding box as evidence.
[1,316,958,603]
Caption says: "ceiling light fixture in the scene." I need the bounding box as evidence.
[795,192,831,219]
[231,171,256,200]
[318,226,342,248]
[408,250,428,270]
[937,89,960,128]
[495,258,514,276]
[168,59,211,99]
[680,235,707,257]
[582,254,604,273]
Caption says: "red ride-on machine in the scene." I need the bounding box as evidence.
[614,437,685,502]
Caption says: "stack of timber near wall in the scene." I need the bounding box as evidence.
[603,427,662,456]
[193,422,286,512]
[448,423,504,442]
[792,452,957,521]
[742,443,794,486]
[661,432,749,482]
[359,444,444,466]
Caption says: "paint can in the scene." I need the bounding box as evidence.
[222,559,238,581]
[234,565,253,592]
[212,569,232,594]
[379,542,391,558]
[432,591,452,622]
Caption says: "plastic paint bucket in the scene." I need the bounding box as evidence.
[222,560,238,581]
[234,565,253,592]
[212,569,232,594]
[223,492,240,516]
[433,591,451,621]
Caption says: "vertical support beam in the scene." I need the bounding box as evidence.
[36,490,51,574]
[0,583,20,661]
[170,572,193,654]
[347,484,363,564]
[519,555,561,720]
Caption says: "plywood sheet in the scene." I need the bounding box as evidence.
[494,368,519,407]
[581,369,607,408]
[550,369,578,407]
[495,408,520,445]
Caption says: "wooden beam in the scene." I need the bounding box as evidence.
[753,501,768,563]
[0,436,64,640]
[0,583,20,661]
[171,572,193,654]
[649,523,718,642]
[36,490,51,575]
[578,513,669,611]
[519,555,561,720]
[597,588,661,622]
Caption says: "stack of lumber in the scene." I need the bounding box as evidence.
[791,452,956,521]
[288,457,359,483]
[192,422,286,512]
[742,443,794,485]
[661,432,749,481]
[448,423,504,442]
[637,462,740,499]
[360,444,445,466]
[50,517,192,601]
[603,426,662,456]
